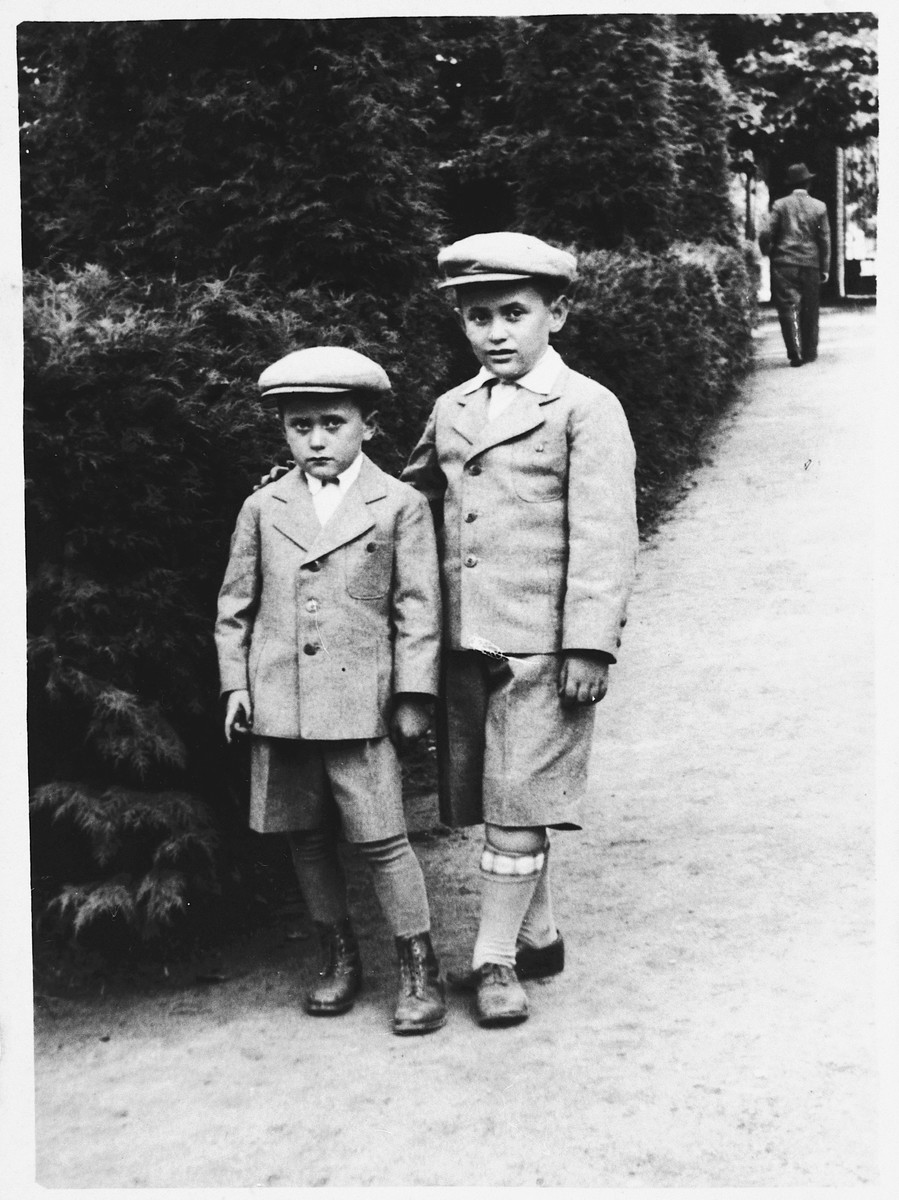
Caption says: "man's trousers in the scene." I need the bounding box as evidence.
[770,263,822,363]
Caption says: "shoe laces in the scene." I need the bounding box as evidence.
[480,963,515,987]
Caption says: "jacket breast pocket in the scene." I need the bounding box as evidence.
[514,436,567,503]
[346,538,392,599]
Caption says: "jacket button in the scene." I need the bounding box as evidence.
[464,555,478,567]
[365,542,376,552]
[303,643,319,655]
[305,561,321,572]
[465,512,477,523]
[305,600,319,613]
[467,464,482,476]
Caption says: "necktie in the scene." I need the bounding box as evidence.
[488,378,517,423]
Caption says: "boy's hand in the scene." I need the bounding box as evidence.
[224,689,253,742]
[252,461,294,492]
[390,695,432,753]
[558,652,610,707]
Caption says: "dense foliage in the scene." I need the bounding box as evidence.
[503,15,680,251]
[25,265,455,946]
[19,15,789,951]
[697,11,878,154]
[563,242,756,506]
[425,15,741,251]
[20,19,446,296]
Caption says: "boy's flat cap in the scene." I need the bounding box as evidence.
[258,346,391,405]
[437,232,578,289]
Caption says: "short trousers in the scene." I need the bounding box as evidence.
[249,735,406,843]
[437,650,598,830]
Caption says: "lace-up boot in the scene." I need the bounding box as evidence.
[305,917,362,1015]
[393,933,447,1035]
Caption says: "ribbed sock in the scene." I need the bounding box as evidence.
[356,834,431,939]
[287,828,349,925]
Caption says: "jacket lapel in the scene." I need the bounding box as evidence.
[304,456,382,563]
[467,388,545,461]
[270,468,319,552]
[464,366,569,462]
[451,384,491,447]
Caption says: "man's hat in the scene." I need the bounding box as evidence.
[436,231,578,290]
[786,163,815,186]
[258,346,391,407]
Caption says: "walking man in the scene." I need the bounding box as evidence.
[762,162,832,367]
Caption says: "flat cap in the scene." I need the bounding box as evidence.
[258,346,391,406]
[437,232,578,290]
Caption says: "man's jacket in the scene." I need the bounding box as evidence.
[762,189,831,271]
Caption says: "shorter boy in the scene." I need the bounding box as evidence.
[216,345,447,1035]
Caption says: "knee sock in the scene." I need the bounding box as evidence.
[471,842,545,971]
[287,828,349,926]
[516,840,558,949]
[356,834,431,939]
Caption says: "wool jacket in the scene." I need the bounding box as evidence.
[215,456,441,741]
[401,360,638,658]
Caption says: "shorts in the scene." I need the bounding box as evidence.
[437,650,598,830]
[249,735,406,843]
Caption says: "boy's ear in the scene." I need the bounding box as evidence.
[362,411,379,440]
[549,295,571,332]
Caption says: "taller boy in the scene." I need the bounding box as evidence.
[402,232,638,1026]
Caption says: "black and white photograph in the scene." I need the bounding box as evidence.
[1,1,894,1192]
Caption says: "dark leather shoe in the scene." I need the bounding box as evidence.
[515,932,565,980]
[393,932,447,1035]
[305,918,362,1015]
[474,963,528,1026]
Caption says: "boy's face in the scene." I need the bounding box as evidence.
[280,395,375,480]
[456,282,570,380]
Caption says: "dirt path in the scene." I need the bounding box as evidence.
[29,307,881,1188]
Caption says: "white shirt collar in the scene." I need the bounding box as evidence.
[460,345,564,396]
[305,452,364,493]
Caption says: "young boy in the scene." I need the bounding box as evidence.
[401,232,638,1027]
[216,345,447,1036]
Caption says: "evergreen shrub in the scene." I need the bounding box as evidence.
[669,30,741,246]
[25,264,453,947]
[504,14,680,251]
[560,240,757,525]
[20,19,446,298]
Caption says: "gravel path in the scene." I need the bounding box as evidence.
[28,306,883,1188]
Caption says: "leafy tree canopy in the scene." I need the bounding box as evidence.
[695,12,877,153]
